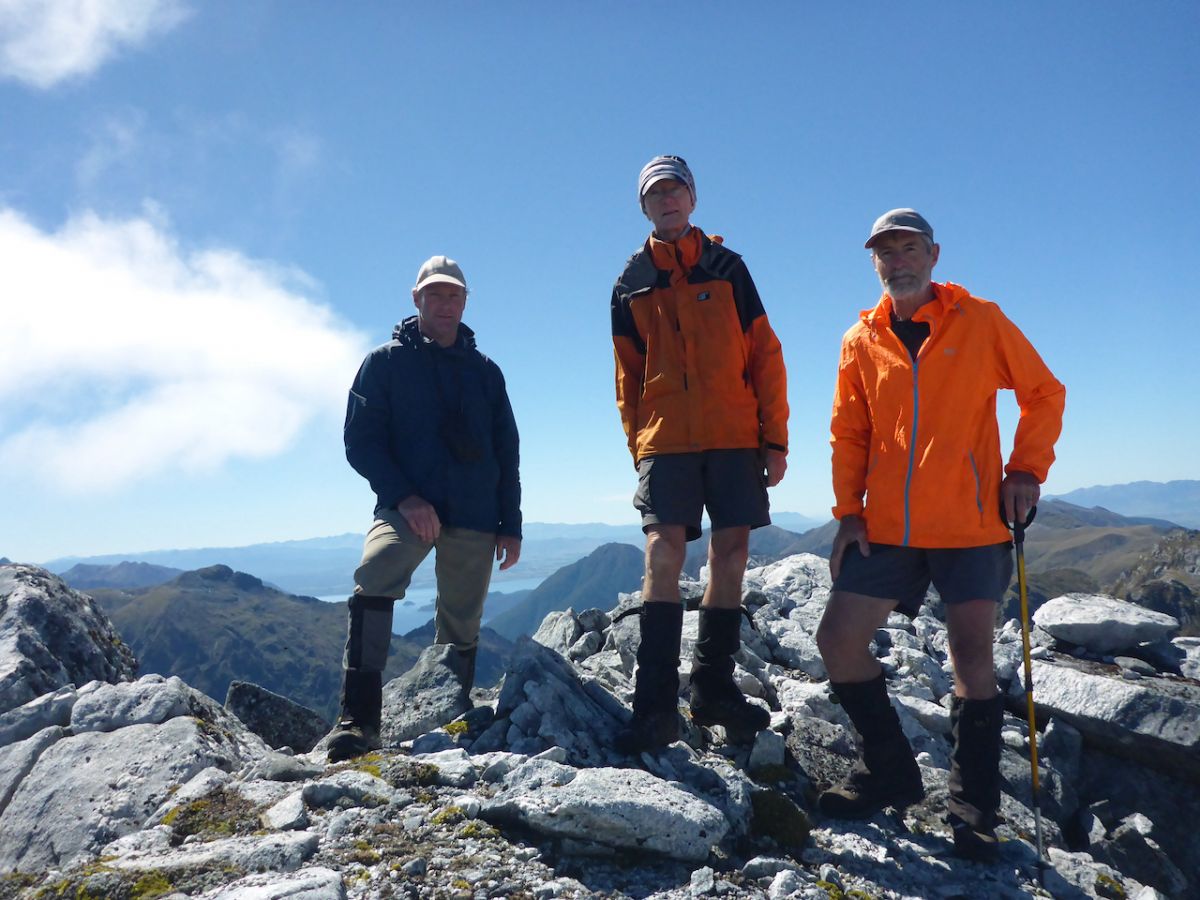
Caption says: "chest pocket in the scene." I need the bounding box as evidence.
[686,283,749,389]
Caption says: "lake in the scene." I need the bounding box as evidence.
[318,573,545,636]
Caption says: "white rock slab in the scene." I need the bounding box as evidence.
[0,715,255,872]
[483,762,727,861]
[197,866,345,899]
[1026,658,1200,781]
[1033,594,1178,653]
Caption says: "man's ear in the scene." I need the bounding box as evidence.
[412,287,421,308]
[930,243,941,268]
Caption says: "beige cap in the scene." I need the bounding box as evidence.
[414,255,467,292]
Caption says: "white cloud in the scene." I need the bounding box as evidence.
[0,0,189,88]
[0,206,369,491]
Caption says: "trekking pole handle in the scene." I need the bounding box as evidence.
[1001,503,1037,542]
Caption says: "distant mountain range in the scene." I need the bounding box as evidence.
[36,516,826,598]
[59,561,185,590]
[994,498,1196,629]
[47,489,1200,725]
[40,523,647,597]
[683,523,835,577]
[87,564,513,721]
[1048,480,1200,529]
[488,542,645,640]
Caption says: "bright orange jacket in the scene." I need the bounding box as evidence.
[831,282,1065,548]
[612,227,788,462]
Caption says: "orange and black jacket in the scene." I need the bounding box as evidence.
[611,227,788,463]
[831,282,1065,548]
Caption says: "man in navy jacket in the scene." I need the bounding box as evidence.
[327,255,522,762]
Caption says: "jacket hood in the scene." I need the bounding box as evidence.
[859,282,971,332]
[392,315,477,350]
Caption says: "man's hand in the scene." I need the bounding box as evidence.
[1001,471,1040,528]
[397,495,441,543]
[496,536,522,571]
[829,514,869,580]
[765,449,787,487]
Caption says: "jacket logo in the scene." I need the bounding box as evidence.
[944,347,956,355]
[697,292,711,301]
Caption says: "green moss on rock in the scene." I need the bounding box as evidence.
[431,806,465,826]
[1095,872,1127,899]
[129,872,174,899]
[164,788,261,846]
[750,789,812,849]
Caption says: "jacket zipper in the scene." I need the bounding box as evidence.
[902,356,919,547]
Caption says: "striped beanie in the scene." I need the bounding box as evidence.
[638,155,696,209]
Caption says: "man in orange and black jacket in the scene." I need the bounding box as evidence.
[815,209,1065,860]
[610,155,789,754]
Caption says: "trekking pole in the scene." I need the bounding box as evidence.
[1006,504,1046,886]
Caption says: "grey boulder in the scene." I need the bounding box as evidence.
[0,564,136,716]
[1033,594,1178,654]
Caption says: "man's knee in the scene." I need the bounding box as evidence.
[355,540,425,597]
[946,601,998,663]
[816,592,887,658]
[645,527,686,577]
[708,527,750,573]
[816,611,853,659]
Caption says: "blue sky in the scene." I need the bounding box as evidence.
[1,1,1197,563]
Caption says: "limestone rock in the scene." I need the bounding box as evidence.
[197,866,345,899]
[0,675,268,873]
[380,643,472,745]
[1034,594,1179,654]
[1,551,1196,899]
[0,683,79,747]
[0,564,136,716]
[481,636,626,765]
[481,758,728,861]
[1025,655,1200,782]
[225,680,330,752]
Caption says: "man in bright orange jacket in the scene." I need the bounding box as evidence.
[815,209,1065,860]
[610,155,789,754]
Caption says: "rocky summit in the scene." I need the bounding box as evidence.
[1,558,1198,899]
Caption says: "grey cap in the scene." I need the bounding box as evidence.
[638,155,696,207]
[865,208,934,249]
[414,255,467,292]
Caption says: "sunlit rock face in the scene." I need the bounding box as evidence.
[0,558,1196,899]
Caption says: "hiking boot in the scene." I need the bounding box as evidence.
[818,754,925,818]
[614,601,683,755]
[818,674,924,819]
[326,720,381,763]
[326,668,382,763]
[948,694,1004,861]
[689,607,770,743]
[614,709,681,755]
[951,818,1000,862]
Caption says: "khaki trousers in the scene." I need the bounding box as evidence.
[342,508,496,672]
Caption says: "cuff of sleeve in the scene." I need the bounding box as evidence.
[832,501,865,519]
[765,442,787,454]
[1003,463,1044,482]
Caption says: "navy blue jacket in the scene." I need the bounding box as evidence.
[344,316,522,538]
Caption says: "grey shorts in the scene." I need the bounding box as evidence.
[634,448,770,542]
[832,542,1014,618]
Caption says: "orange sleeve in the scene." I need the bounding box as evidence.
[830,336,871,519]
[992,309,1066,483]
[747,316,789,452]
[613,335,644,462]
